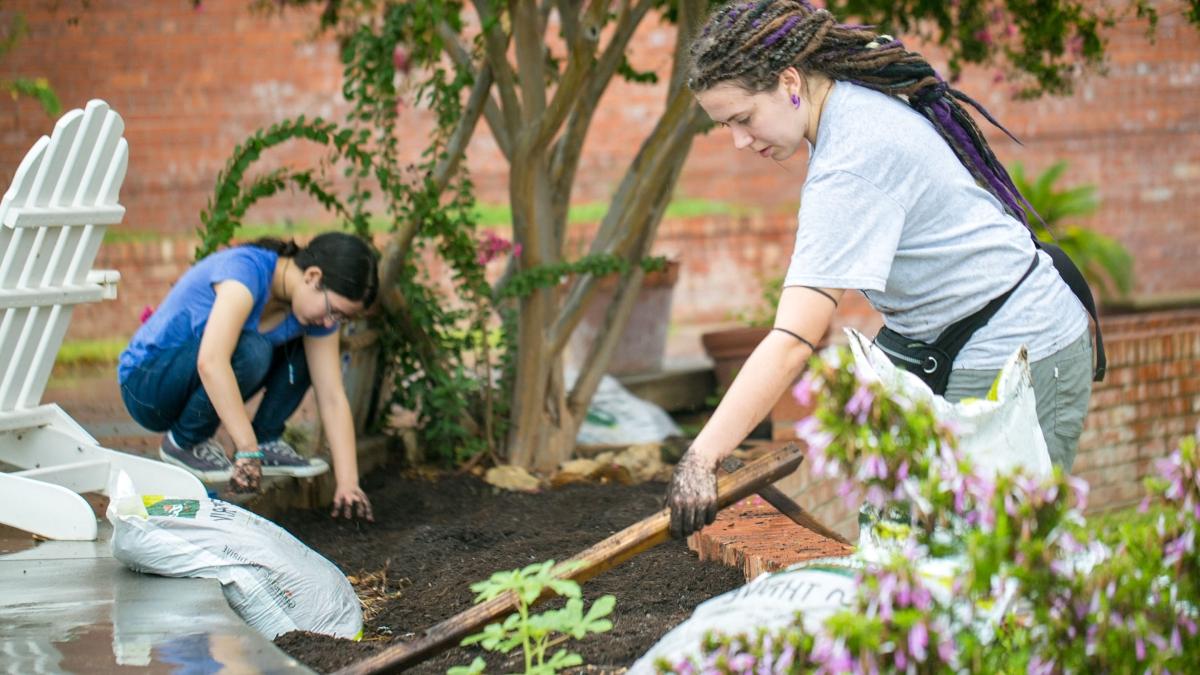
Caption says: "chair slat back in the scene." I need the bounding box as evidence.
[0,100,127,411]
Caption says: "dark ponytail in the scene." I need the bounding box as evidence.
[243,237,302,258]
[245,232,379,307]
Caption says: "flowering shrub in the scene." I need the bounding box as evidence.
[476,230,522,266]
[660,346,1199,674]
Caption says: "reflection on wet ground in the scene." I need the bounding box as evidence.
[0,522,310,673]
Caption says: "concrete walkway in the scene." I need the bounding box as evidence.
[0,519,312,674]
[0,370,339,674]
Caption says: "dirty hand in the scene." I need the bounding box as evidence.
[667,450,718,539]
[332,484,375,522]
[230,457,262,493]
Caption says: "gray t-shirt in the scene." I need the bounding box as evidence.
[784,82,1087,370]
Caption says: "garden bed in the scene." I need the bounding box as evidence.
[272,469,745,673]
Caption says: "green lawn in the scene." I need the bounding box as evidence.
[104,198,755,244]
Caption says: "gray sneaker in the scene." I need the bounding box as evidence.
[159,435,234,482]
[259,438,329,477]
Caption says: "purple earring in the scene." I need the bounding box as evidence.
[790,93,802,108]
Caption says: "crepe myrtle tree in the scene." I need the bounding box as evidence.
[221,0,1196,471]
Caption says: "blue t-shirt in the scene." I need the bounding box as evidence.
[117,246,337,382]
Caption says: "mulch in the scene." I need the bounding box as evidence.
[272,469,746,673]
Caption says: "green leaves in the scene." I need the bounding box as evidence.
[1010,160,1135,299]
[446,656,486,675]
[826,0,1161,98]
[457,559,615,674]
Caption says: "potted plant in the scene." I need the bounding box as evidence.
[1009,161,1134,301]
[700,275,780,392]
[700,276,832,439]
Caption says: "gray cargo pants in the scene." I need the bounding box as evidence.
[943,330,1093,471]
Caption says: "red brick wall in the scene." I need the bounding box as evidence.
[0,1,349,234]
[1,1,1197,296]
[73,211,884,345]
[1074,309,1200,510]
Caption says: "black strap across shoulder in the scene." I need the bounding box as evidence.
[875,253,1039,394]
[874,243,1107,395]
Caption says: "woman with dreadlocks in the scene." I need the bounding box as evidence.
[667,0,1104,538]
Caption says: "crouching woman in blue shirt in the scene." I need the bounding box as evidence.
[118,232,378,520]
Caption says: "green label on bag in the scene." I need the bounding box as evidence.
[145,498,201,519]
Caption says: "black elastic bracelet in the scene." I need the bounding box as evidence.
[802,286,839,307]
[772,326,816,352]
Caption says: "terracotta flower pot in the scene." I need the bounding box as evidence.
[701,325,833,440]
[700,325,772,392]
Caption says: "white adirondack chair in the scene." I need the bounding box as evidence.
[0,100,205,541]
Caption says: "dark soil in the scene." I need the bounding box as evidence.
[272,468,745,673]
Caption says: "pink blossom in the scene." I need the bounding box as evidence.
[844,385,874,423]
[776,644,795,670]
[860,453,889,481]
[908,620,929,662]
[794,416,834,458]
[937,636,955,663]
[792,374,817,407]
[476,230,518,265]
[864,483,888,508]
[1067,475,1090,511]
[1164,529,1194,566]
[1028,656,1055,675]
[727,652,756,671]
[837,479,860,509]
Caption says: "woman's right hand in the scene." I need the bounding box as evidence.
[667,450,719,539]
[332,483,375,522]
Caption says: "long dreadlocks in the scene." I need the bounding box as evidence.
[688,0,1035,227]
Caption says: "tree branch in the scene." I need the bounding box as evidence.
[567,121,695,420]
[669,0,706,96]
[550,0,652,204]
[530,1,600,153]
[590,86,695,255]
[513,0,546,124]
[431,63,494,193]
[471,0,523,139]
[546,91,699,354]
[437,21,512,160]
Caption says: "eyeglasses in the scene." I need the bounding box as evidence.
[323,288,353,324]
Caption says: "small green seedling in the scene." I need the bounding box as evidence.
[449,559,616,675]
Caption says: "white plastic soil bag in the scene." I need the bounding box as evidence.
[630,560,858,673]
[571,371,681,446]
[632,555,1019,674]
[106,471,362,640]
[844,328,1053,479]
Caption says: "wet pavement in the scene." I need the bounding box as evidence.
[0,369,317,674]
[0,518,311,674]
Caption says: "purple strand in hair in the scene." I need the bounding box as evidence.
[951,89,1020,144]
[763,15,801,47]
[930,101,1026,222]
[723,3,751,28]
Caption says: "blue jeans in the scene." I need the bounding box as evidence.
[120,331,310,448]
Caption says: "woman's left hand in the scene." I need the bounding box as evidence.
[332,484,375,521]
[231,457,262,493]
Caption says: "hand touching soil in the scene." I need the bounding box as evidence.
[667,450,718,538]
